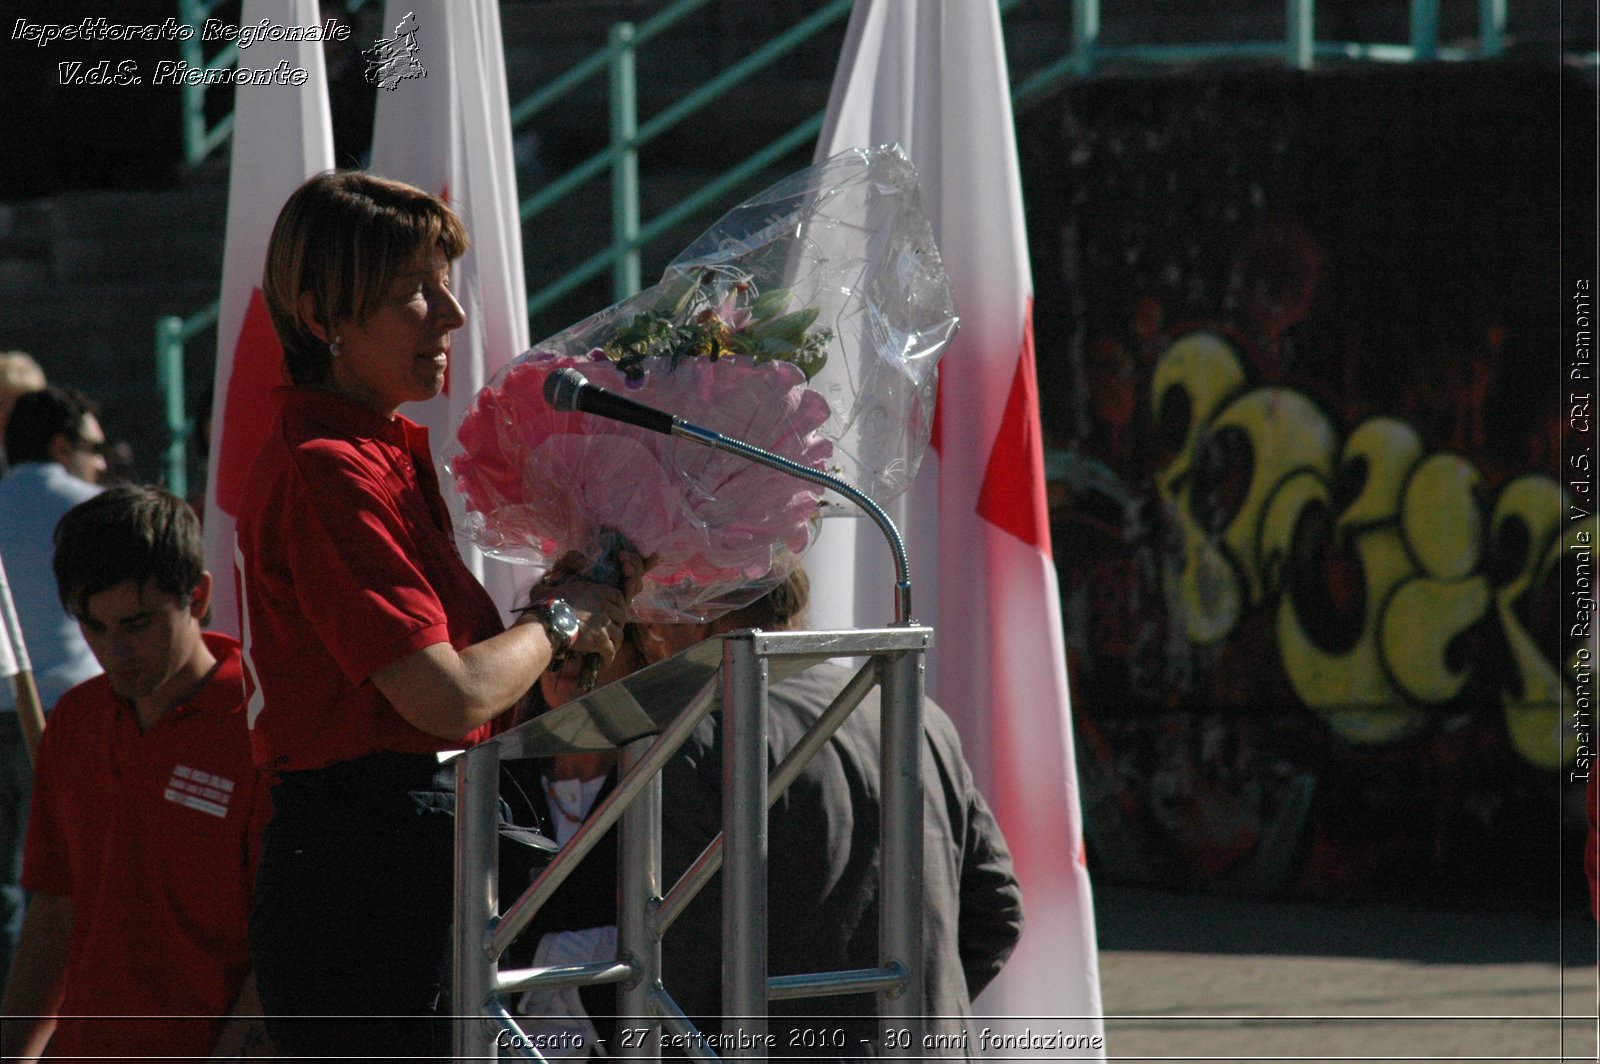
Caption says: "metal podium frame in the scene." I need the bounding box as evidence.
[452,625,931,1060]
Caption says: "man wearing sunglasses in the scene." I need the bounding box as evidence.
[0,385,106,992]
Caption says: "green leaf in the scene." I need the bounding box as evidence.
[775,306,821,332]
[747,288,792,321]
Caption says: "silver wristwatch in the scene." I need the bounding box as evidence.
[526,597,581,665]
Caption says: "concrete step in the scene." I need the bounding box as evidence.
[0,273,220,482]
[0,202,54,287]
[2,280,219,336]
[47,188,227,285]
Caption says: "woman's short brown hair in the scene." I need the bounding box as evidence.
[263,171,470,386]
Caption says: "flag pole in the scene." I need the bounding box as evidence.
[0,553,46,763]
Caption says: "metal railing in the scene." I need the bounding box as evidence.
[156,0,1529,510]
[452,626,931,1060]
[1063,0,1507,74]
[515,0,854,317]
[153,302,219,499]
[176,0,373,166]
[175,0,242,166]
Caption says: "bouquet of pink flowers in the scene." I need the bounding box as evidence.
[448,147,956,621]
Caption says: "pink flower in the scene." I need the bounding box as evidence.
[450,352,832,621]
[703,288,752,332]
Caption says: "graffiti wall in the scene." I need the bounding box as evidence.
[1020,61,1595,907]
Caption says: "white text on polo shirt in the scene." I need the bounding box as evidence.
[164,764,235,818]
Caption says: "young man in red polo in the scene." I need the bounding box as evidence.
[0,485,272,1060]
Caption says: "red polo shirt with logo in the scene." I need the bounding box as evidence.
[20,633,269,1059]
[235,386,504,772]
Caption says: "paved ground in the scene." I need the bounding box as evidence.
[1094,886,1597,1063]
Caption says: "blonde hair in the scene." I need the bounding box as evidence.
[0,351,46,432]
[263,171,469,387]
[0,351,45,397]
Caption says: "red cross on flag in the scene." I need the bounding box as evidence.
[203,0,335,636]
[810,0,1106,1049]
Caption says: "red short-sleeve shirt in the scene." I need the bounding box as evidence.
[235,387,504,772]
[21,634,270,1058]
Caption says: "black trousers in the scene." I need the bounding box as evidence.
[250,753,462,1061]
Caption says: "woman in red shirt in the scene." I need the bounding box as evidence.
[236,171,630,1061]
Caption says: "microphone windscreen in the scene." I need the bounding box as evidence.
[544,367,588,412]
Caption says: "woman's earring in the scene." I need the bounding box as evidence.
[330,335,344,358]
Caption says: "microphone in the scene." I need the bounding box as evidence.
[543,367,914,625]
[543,368,677,436]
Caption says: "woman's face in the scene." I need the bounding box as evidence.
[329,246,465,418]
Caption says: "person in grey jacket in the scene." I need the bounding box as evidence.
[652,566,1024,1060]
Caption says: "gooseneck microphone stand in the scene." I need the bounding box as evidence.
[543,367,914,625]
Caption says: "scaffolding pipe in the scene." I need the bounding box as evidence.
[720,634,770,1057]
[453,742,503,1058]
[876,647,925,1044]
[618,733,664,1058]
[453,628,929,1058]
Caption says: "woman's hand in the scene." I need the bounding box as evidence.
[550,579,628,659]
[530,548,647,660]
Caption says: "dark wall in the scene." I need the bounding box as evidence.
[1,0,190,196]
[0,0,379,197]
[1020,60,1594,909]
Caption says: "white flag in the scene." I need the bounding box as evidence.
[0,553,26,680]
[813,1,1106,1052]
[368,0,529,616]
[203,0,335,636]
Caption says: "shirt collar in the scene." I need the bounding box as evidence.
[188,632,245,717]
[273,385,425,449]
[110,632,244,725]
[6,461,77,485]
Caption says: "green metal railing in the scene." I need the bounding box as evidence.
[1062,0,1508,72]
[175,0,241,166]
[515,0,854,316]
[153,303,218,499]
[177,0,372,166]
[156,0,1530,490]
